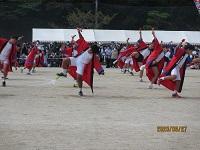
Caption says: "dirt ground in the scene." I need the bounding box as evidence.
[0,67,200,150]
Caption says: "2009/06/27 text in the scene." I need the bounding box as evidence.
[157,126,187,132]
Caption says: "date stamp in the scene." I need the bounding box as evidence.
[157,126,187,132]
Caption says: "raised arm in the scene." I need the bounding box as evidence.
[175,39,186,50]
[17,35,24,41]
[152,28,156,39]
[70,35,78,47]
[139,28,142,40]
[70,35,76,44]
[77,28,83,39]
[126,38,130,47]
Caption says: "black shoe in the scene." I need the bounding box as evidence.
[130,72,134,76]
[124,70,127,74]
[2,77,8,79]
[73,83,78,87]
[2,81,6,87]
[56,72,67,77]
[79,91,83,96]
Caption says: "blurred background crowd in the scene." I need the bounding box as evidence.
[17,41,200,69]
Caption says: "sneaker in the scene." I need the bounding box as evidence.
[20,68,23,73]
[139,78,143,82]
[73,83,78,87]
[130,72,134,76]
[56,72,67,77]
[2,81,6,87]
[79,91,83,96]
[27,72,31,75]
[124,70,127,74]
[1,77,8,80]
[172,93,182,98]
[32,69,36,73]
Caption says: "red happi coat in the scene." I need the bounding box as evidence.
[24,47,38,69]
[76,37,90,54]
[35,52,44,67]
[132,40,148,72]
[159,48,187,92]
[68,37,103,92]
[0,38,17,72]
[65,47,73,57]
[145,38,165,83]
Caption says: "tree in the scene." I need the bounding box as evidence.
[143,10,170,29]
[66,8,117,28]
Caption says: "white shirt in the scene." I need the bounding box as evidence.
[155,51,165,62]
[140,48,150,59]
[72,49,78,57]
[78,49,93,64]
[177,54,188,68]
[0,42,12,58]
[165,51,171,59]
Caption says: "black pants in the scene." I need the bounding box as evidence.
[110,59,116,68]
[106,57,111,68]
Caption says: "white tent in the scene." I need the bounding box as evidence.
[32,29,65,42]
[93,29,127,43]
[32,28,200,44]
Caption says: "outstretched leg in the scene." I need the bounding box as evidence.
[1,63,9,87]
[77,73,83,96]
[149,66,159,89]
[57,57,71,77]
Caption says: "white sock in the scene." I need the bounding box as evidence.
[140,65,145,71]
[63,69,67,75]
[148,83,153,88]
[173,90,178,94]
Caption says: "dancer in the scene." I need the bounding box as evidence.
[23,42,39,74]
[114,38,135,75]
[130,29,150,81]
[158,41,194,98]
[0,36,22,86]
[58,28,103,96]
[145,28,165,89]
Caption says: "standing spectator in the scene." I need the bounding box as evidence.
[105,46,112,68]
[99,46,105,63]
[110,48,118,68]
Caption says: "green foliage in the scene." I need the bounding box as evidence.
[67,8,117,28]
[0,0,199,40]
[144,10,170,29]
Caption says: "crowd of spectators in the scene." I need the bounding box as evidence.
[16,41,200,69]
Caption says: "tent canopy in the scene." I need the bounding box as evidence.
[32,28,200,44]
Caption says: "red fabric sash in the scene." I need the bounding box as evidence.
[137,40,148,52]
